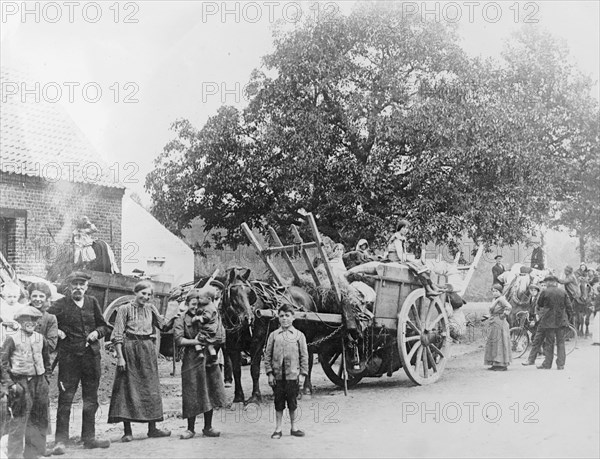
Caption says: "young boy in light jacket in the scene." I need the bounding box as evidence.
[264,304,308,439]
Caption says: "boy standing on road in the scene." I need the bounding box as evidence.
[0,306,51,458]
[264,304,308,439]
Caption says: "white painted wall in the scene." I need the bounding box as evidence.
[121,193,193,286]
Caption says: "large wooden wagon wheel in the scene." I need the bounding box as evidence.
[318,339,364,388]
[398,289,450,385]
[103,295,136,326]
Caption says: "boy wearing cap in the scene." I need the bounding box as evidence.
[47,271,111,454]
[1,306,51,458]
[264,304,308,439]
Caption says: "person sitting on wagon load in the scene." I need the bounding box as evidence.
[346,219,442,298]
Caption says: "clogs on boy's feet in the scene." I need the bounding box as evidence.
[148,428,171,438]
[121,434,133,443]
[83,438,110,449]
[52,443,66,455]
[271,431,282,439]
[290,429,305,437]
[179,430,196,440]
[202,428,220,437]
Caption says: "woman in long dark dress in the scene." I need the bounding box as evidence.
[107,280,171,441]
[174,288,227,440]
[484,284,513,371]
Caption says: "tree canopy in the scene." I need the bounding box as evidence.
[146,3,599,255]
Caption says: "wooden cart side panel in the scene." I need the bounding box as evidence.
[84,270,171,315]
[372,267,421,320]
[85,270,171,295]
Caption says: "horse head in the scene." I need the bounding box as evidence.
[222,267,256,331]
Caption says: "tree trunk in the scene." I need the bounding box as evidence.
[579,232,586,262]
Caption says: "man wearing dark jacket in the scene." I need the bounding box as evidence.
[535,275,574,370]
[47,272,111,454]
[492,255,505,288]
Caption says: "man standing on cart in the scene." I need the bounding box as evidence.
[47,271,112,454]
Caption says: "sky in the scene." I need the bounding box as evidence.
[1,1,599,204]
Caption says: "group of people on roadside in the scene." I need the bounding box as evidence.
[485,275,574,371]
[1,268,311,458]
[485,255,599,372]
[0,271,232,458]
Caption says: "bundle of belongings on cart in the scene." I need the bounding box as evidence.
[302,235,469,342]
[291,236,375,339]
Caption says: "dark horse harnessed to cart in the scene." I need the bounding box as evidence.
[220,214,483,399]
[220,267,320,404]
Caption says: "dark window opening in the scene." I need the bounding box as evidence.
[0,217,16,265]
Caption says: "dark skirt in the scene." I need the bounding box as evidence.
[181,347,227,419]
[108,339,164,423]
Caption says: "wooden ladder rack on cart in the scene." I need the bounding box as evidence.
[241,213,350,394]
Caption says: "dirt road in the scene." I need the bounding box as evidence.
[38,338,599,459]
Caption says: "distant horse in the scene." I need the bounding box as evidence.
[503,265,550,327]
[573,281,594,337]
[221,267,319,404]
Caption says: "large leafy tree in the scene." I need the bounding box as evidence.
[146,4,597,254]
[501,27,599,261]
[553,108,600,261]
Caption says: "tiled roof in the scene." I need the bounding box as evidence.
[0,68,124,188]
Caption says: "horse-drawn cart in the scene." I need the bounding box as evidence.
[242,214,482,389]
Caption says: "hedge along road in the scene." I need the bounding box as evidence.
[36,337,600,459]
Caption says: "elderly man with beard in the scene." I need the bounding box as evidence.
[47,272,111,454]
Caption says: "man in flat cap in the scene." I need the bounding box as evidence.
[533,275,574,370]
[492,255,505,288]
[47,272,112,454]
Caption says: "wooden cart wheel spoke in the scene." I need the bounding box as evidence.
[398,290,450,385]
[426,346,438,372]
[318,342,363,389]
[414,346,423,373]
[328,351,341,367]
[428,312,445,330]
[419,297,430,328]
[410,304,423,330]
[423,300,438,330]
[337,361,344,379]
[430,343,445,359]
[406,319,421,335]
[421,348,429,378]
[406,341,421,363]
[422,299,434,328]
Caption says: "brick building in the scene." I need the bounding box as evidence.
[1,68,125,277]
